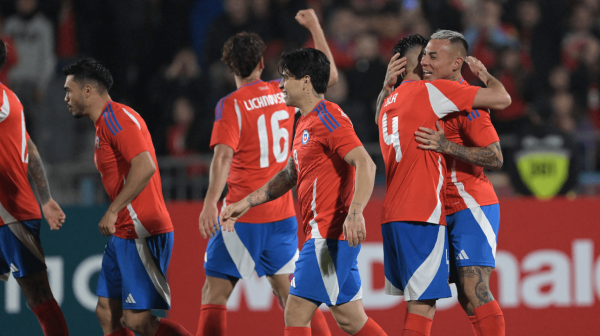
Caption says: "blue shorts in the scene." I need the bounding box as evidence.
[96,232,173,310]
[447,204,500,281]
[289,238,362,307]
[204,216,298,280]
[382,222,451,301]
[0,220,46,281]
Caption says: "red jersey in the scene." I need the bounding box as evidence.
[443,78,500,215]
[378,80,480,226]
[94,101,173,239]
[210,79,296,223]
[292,100,363,241]
[0,84,41,225]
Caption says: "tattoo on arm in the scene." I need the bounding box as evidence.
[27,141,51,204]
[439,139,503,170]
[246,158,297,207]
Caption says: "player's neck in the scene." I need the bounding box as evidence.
[88,96,112,123]
[445,70,462,82]
[404,73,421,82]
[235,74,261,88]
[298,91,325,116]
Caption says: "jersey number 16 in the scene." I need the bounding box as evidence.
[257,110,290,168]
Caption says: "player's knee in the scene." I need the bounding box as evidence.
[122,313,153,334]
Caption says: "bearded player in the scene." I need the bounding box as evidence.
[0,38,69,336]
[221,48,387,336]
[413,30,506,336]
[376,34,510,336]
[196,9,336,336]
[63,58,192,336]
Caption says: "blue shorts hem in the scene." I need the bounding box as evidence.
[454,261,496,268]
[289,293,322,307]
[205,268,242,281]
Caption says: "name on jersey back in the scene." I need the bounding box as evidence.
[243,93,286,111]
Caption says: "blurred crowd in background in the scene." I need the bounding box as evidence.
[3,0,600,201]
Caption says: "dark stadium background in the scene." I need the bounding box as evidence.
[0,0,599,335]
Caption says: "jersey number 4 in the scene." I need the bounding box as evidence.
[382,112,402,162]
[257,110,290,168]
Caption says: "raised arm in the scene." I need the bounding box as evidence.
[220,157,298,231]
[468,56,512,110]
[415,121,503,170]
[343,146,376,247]
[375,54,407,124]
[296,9,338,87]
[98,151,155,236]
[27,139,65,230]
[198,144,234,238]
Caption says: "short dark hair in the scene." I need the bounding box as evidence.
[62,57,113,93]
[0,39,6,71]
[222,32,266,78]
[393,34,429,58]
[278,48,330,94]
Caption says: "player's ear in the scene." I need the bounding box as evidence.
[303,75,310,89]
[259,57,264,70]
[453,56,464,72]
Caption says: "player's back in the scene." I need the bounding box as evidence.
[0,83,41,225]
[95,101,172,239]
[378,80,480,225]
[210,79,296,223]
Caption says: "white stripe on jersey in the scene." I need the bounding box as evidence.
[21,109,28,163]
[308,178,322,239]
[122,108,141,130]
[0,91,9,122]
[426,156,444,224]
[234,99,242,137]
[450,161,497,258]
[425,83,460,118]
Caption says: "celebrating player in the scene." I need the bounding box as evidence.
[196,9,336,336]
[221,48,387,336]
[63,58,192,336]
[0,39,69,336]
[376,34,510,336]
[412,30,506,336]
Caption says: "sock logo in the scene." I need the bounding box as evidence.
[456,250,469,260]
[125,293,136,304]
[10,263,19,272]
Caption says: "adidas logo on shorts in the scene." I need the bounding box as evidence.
[10,263,19,273]
[456,250,469,260]
[125,293,136,304]
[290,277,296,288]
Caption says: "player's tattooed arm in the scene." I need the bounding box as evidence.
[375,54,407,124]
[415,122,503,170]
[27,139,51,204]
[27,139,66,230]
[246,157,297,207]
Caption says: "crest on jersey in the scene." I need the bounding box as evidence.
[95,136,100,149]
[302,130,309,145]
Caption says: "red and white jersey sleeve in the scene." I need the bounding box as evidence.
[292,100,363,241]
[443,81,500,214]
[210,79,296,223]
[94,101,173,239]
[378,80,480,226]
[0,84,41,225]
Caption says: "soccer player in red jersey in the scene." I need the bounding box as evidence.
[413,30,506,336]
[196,9,335,336]
[221,48,387,336]
[63,58,192,336]
[0,39,69,336]
[375,34,510,336]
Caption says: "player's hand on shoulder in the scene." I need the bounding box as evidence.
[98,209,117,236]
[42,198,66,230]
[199,203,220,239]
[465,56,489,83]
[296,9,320,30]
[220,199,251,232]
[384,53,407,91]
[343,205,366,248]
